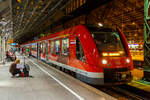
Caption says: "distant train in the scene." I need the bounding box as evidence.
[22,24,133,85]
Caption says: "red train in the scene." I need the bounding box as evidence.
[22,24,133,85]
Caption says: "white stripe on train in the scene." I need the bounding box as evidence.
[46,59,104,79]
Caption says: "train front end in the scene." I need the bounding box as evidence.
[91,27,133,85]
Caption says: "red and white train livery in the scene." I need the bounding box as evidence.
[23,24,133,85]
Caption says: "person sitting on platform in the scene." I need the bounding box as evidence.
[9,59,21,77]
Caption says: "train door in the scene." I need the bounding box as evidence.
[49,40,55,61]
[46,40,49,61]
[37,42,41,60]
[40,41,45,60]
[76,36,86,62]
[57,38,69,64]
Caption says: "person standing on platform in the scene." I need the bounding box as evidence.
[12,47,16,54]
[9,59,21,77]
[26,48,30,57]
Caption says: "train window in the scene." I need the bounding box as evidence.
[32,43,36,51]
[61,38,69,56]
[50,41,54,54]
[76,37,86,62]
[92,31,126,57]
[42,42,46,55]
[40,43,43,53]
[48,40,51,55]
[55,40,60,55]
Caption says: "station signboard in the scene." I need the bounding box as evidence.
[7,38,13,43]
[11,43,18,46]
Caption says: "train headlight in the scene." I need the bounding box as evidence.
[102,59,107,64]
[126,58,130,63]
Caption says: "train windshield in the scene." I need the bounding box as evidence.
[91,31,126,57]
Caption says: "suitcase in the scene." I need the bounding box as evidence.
[23,64,30,77]
[23,57,30,77]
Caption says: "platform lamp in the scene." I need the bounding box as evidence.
[17,0,21,3]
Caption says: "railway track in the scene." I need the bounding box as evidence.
[97,84,150,100]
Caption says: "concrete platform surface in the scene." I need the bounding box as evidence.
[0,53,116,100]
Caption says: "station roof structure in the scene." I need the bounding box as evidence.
[0,0,11,38]
[11,0,143,44]
[0,0,9,13]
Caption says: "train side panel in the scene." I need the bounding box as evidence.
[23,24,133,85]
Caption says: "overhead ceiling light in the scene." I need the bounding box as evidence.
[31,1,34,5]
[17,6,20,10]
[98,23,103,27]
[17,0,21,3]
[132,22,135,25]
[134,33,138,36]
[122,24,125,27]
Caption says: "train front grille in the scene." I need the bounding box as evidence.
[104,67,132,83]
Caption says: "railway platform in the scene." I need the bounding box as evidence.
[0,53,116,100]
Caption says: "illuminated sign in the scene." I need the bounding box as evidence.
[8,39,13,43]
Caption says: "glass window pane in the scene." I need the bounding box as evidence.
[55,40,60,55]
[76,37,86,62]
[42,41,46,55]
[61,38,69,56]
[32,43,36,51]
[51,41,54,54]
[92,32,126,57]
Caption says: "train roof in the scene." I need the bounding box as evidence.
[23,24,121,45]
[86,24,117,32]
[23,24,87,44]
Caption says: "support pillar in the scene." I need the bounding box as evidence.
[2,37,6,64]
[143,0,150,81]
[0,36,2,62]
